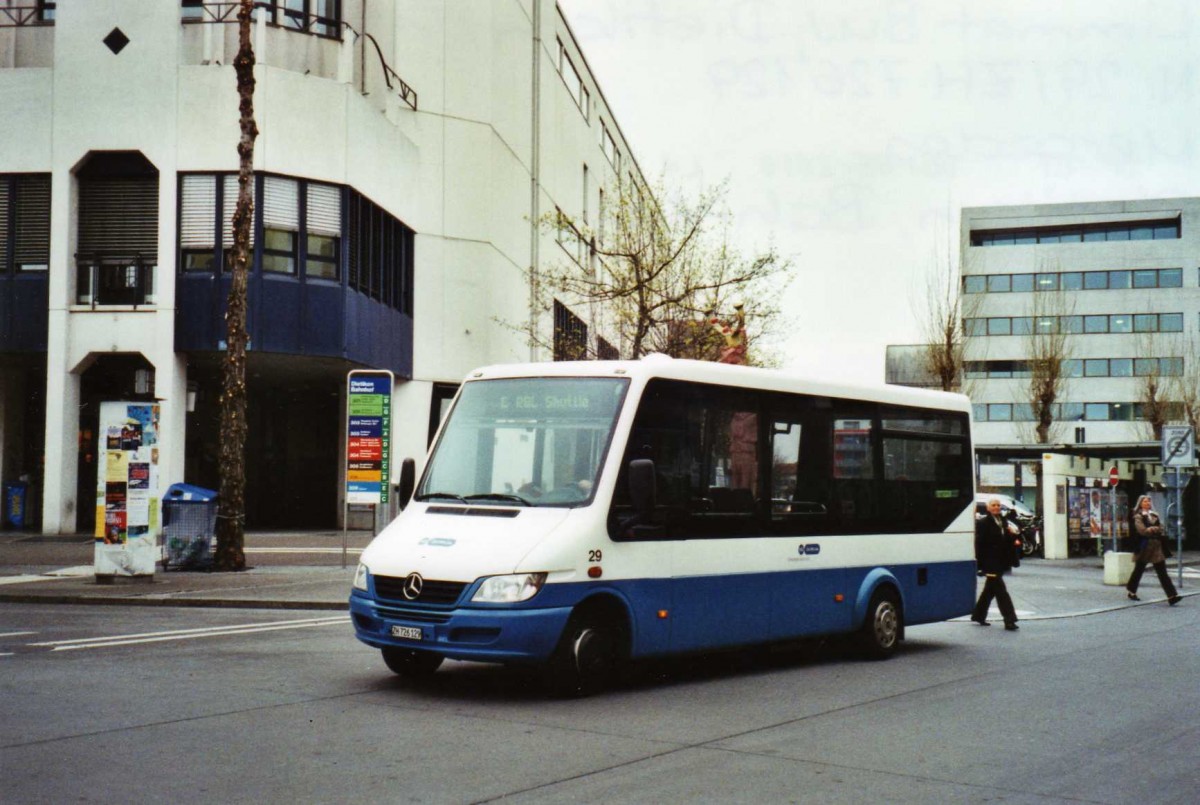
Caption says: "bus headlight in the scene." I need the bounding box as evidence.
[472,572,547,603]
[352,563,370,592]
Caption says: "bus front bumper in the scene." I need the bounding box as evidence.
[348,591,572,664]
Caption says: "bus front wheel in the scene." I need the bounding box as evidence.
[382,647,444,678]
[545,611,625,697]
[855,588,901,660]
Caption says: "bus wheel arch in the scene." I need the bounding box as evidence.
[545,593,631,697]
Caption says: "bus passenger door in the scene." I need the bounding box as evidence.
[665,400,771,653]
[766,417,850,639]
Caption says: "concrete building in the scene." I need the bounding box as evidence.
[0,1,640,533]
[961,198,1198,451]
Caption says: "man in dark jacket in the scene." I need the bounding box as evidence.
[972,498,1022,631]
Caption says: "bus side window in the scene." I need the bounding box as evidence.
[770,421,801,516]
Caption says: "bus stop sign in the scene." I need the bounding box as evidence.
[1161,425,1196,469]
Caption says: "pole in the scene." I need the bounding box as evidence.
[1177,467,1184,589]
[1109,482,1116,554]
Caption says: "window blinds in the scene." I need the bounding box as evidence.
[14,175,51,268]
[78,176,156,257]
[221,174,256,248]
[179,175,216,248]
[306,183,341,236]
[262,175,299,231]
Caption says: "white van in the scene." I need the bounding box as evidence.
[349,357,977,693]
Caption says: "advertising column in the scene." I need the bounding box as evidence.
[95,402,161,578]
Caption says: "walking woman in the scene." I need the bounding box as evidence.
[1126,494,1182,605]
[972,498,1023,630]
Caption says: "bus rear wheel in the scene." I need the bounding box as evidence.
[855,588,901,660]
[382,647,444,678]
[546,612,625,697]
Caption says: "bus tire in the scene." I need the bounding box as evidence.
[855,587,901,660]
[546,611,625,697]
[382,647,444,678]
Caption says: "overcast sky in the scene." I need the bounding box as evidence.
[558,0,1200,383]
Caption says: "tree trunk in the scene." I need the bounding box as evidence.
[215,0,258,571]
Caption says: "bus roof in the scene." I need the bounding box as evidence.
[463,355,972,413]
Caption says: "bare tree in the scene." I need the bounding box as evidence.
[1169,337,1200,434]
[915,229,979,393]
[1135,331,1171,442]
[1025,284,1073,445]
[214,0,258,572]
[528,177,792,365]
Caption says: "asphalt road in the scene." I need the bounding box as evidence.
[1,602,1197,804]
[2,602,1200,801]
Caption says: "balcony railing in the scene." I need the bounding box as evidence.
[76,258,155,308]
[0,3,54,28]
[183,2,338,40]
[181,2,418,111]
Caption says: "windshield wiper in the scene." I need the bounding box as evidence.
[464,493,534,507]
[413,491,469,504]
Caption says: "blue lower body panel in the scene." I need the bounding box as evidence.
[349,559,977,664]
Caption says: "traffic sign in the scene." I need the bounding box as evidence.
[1108,466,1119,487]
[1161,425,1196,468]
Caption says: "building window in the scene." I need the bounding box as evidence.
[971,217,1181,246]
[962,268,1188,294]
[1,174,51,273]
[553,300,588,361]
[181,0,204,21]
[38,1,55,22]
[599,120,620,169]
[556,37,590,121]
[179,172,345,284]
[77,155,159,307]
[305,182,341,280]
[597,337,619,360]
[262,0,341,38]
[261,176,299,274]
[966,313,1183,337]
[346,189,414,315]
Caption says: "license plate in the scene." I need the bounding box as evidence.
[390,625,423,641]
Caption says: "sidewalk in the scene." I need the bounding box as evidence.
[0,530,370,610]
[1,529,1197,615]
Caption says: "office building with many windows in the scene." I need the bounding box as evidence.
[961,198,1199,450]
[0,1,639,533]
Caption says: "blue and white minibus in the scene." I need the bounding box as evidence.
[350,356,977,693]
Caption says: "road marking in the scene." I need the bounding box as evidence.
[28,615,347,652]
[0,631,36,638]
[0,566,92,585]
[244,547,363,554]
[0,575,64,585]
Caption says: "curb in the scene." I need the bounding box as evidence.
[0,593,347,611]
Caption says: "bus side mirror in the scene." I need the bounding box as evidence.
[397,458,416,511]
[629,459,656,516]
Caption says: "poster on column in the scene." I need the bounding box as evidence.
[95,401,161,576]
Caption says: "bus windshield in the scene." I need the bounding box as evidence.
[416,377,630,507]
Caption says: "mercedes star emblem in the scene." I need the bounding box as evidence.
[402,572,424,601]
